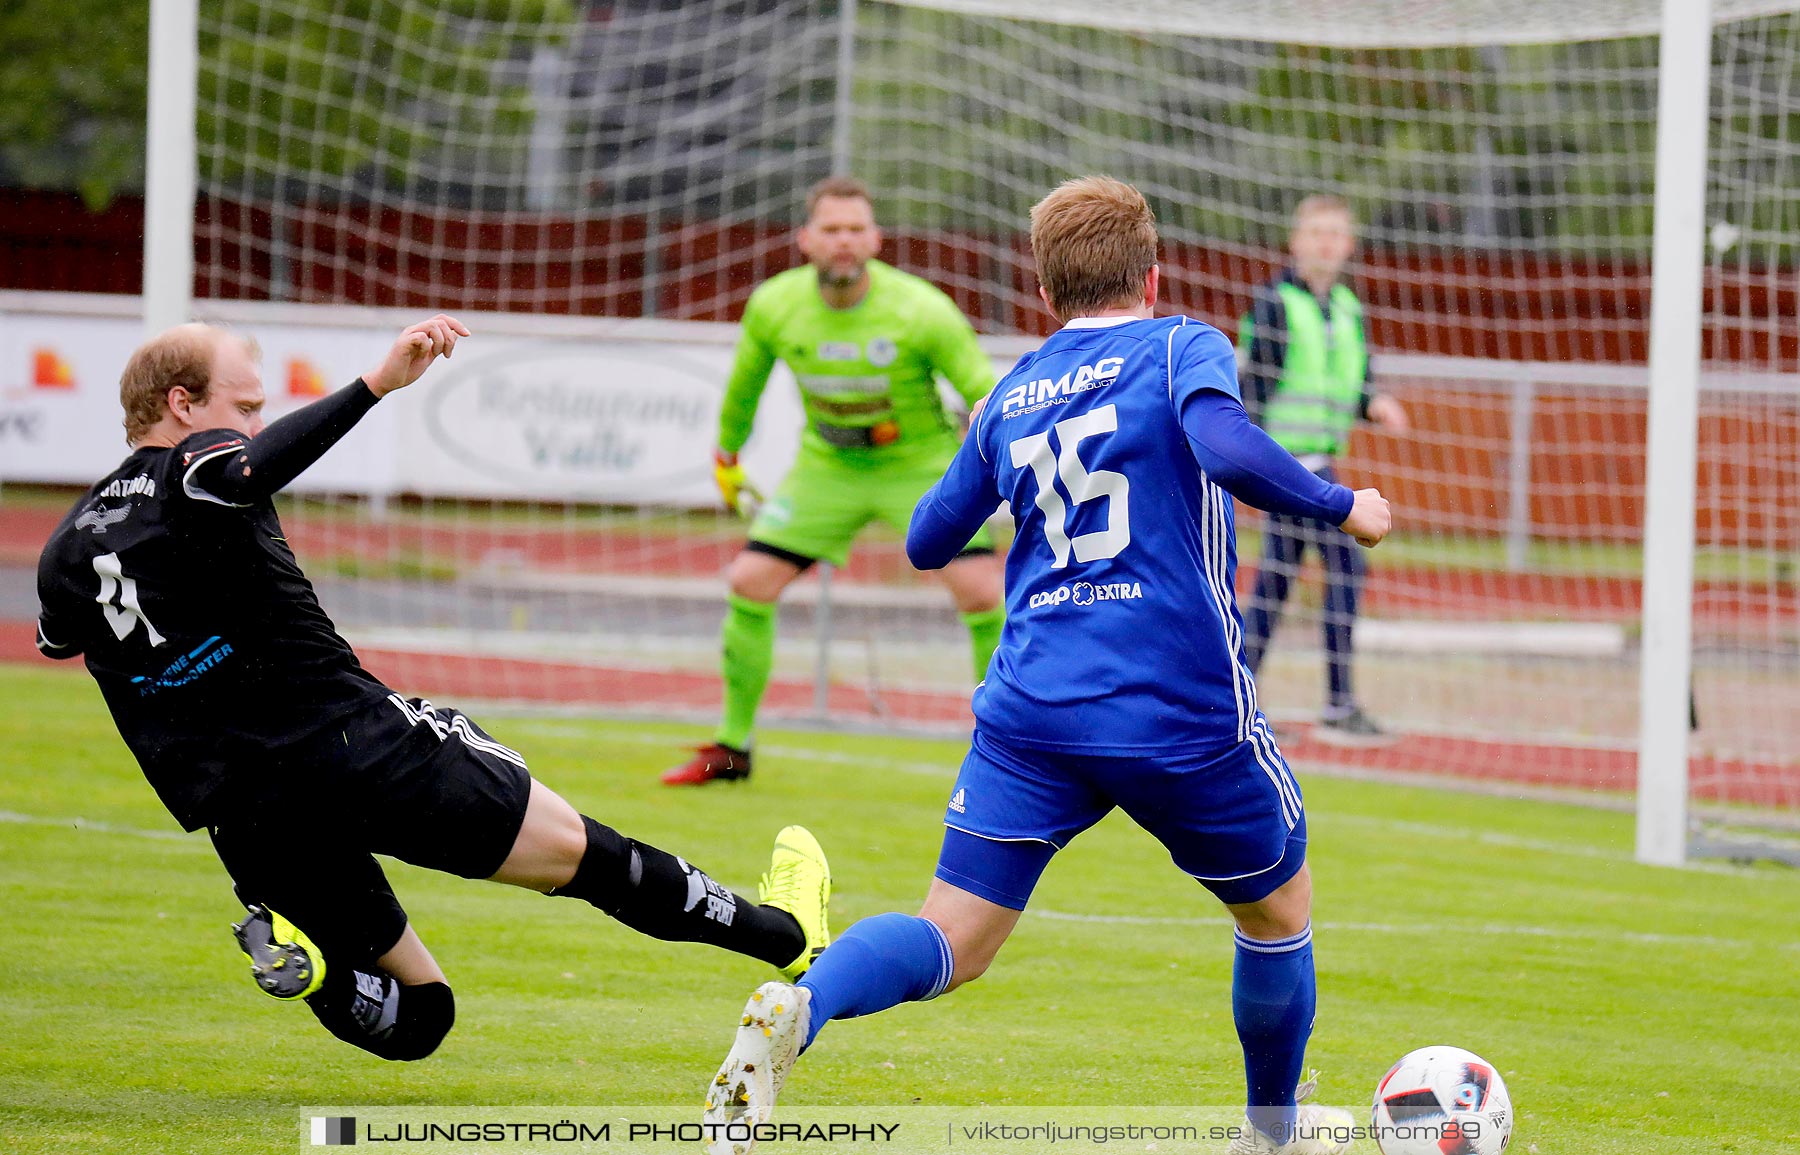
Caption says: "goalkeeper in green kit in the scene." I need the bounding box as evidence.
[663,177,1004,785]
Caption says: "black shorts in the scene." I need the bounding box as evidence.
[210,694,533,968]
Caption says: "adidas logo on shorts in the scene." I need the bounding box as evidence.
[948,788,967,814]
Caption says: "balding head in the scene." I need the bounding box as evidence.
[120,324,257,445]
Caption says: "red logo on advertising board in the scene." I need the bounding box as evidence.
[287,357,327,398]
[33,348,74,389]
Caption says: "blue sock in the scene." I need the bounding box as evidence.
[1233,923,1316,1144]
[796,913,954,1050]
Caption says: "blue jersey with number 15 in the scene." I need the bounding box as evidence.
[921,315,1273,756]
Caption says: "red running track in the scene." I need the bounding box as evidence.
[5,506,1796,624]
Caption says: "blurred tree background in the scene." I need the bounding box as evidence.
[0,0,150,207]
[2,0,1794,256]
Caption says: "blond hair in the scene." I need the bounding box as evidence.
[118,324,254,445]
[1029,176,1157,320]
[1292,193,1354,230]
[805,175,874,220]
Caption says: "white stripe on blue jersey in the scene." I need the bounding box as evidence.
[1212,482,1262,730]
[1196,472,1248,742]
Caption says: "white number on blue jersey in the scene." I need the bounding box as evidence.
[1007,403,1131,569]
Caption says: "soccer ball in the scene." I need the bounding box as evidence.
[1370,1045,1513,1155]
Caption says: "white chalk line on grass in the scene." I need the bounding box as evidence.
[1030,908,1800,953]
[3,809,1790,952]
[6,735,1768,880]
[0,809,202,845]
[527,723,957,779]
[759,741,952,776]
[521,727,1775,876]
[1328,813,1628,861]
[554,729,1778,873]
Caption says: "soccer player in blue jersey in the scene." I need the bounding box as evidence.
[700,177,1392,1155]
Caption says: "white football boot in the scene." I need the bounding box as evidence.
[1226,1072,1357,1154]
[702,981,811,1155]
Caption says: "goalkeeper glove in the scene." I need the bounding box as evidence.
[713,449,762,518]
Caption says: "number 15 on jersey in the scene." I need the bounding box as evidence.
[1008,403,1131,569]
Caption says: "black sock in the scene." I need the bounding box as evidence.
[551,815,803,969]
[306,966,455,1061]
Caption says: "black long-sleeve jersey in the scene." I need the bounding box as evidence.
[35,382,390,829]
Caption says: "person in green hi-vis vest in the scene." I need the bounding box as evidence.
[664,176,1005,786]
[1237,195,1409,740]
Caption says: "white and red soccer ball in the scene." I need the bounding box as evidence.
[1371,1045,1513,1155]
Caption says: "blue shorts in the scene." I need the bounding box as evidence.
[935,720,1306,909]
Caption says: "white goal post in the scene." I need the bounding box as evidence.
[1635,0,1713,866]
[143,0,199,337]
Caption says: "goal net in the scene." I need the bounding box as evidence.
[185,0,1799,840]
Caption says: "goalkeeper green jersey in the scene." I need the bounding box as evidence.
[717,260,996,464]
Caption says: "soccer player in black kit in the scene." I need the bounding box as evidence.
[35,315,831,1062]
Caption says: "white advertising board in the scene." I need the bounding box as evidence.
[0,310,151,485]
[0,294,1033,504]
[0,295,1032,506]
[0,295,904,505]
[392,336,800,505]
[0,300,403,496]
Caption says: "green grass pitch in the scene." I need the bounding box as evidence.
[1,663,1796,1154]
